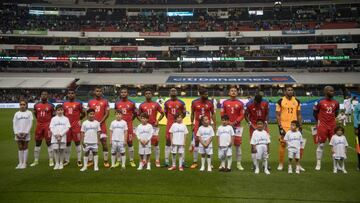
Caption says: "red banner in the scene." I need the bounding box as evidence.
[111,46,138,51]
[139,32,170,36]
[14,45,43,50]
[308,44,337,50]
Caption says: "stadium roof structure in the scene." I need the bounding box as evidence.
[0,76,75,89]
[0,72,359,86]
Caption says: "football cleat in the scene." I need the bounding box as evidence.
[237,162,244,171]
[77,161,83,167]
[87,160,94,168]
[103,161,110,168]
[30,161,39,167]
[49,159,54,167]
[114,161,120,168]
[130,161,136,168]
[190,163,198,169]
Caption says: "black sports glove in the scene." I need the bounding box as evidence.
[278,125,286,136]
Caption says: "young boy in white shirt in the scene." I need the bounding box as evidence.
[136,112,153,171]
[109,110,128,169]
[50,104,70,170]
[168,113,188,171]
[80,109,101,171]
[284,120,303,174]
[197,116,215,172]
[337,111,347,126]
[330,126,349,174]
[250,119,271,175]
[13,100,33,169]
[217,115,235,172]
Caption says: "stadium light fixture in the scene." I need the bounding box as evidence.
[135,38,145,41]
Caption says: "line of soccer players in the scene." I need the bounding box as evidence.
[12,85,355,173]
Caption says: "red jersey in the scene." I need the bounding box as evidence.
[245,99,269,124]
[138,101,164,125]
[191,98,214,127]
[88,98,110,122]
[115,99,137,122]
[313,98,339,128]
[220,99,244,127]
[164,99,186,124]
[34,101,54,125]
[63,100,83,125]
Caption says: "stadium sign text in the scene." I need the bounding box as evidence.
[166,76,296,84]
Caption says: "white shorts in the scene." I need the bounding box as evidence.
[288,148,300,159]
[171,145,185,154]
[234,127,243,137]
[255,145,268,160]
[153,127,159,136]
[218,146,232,159]
[100,133,107,139]
[52,143,66,150]
[111,141,126,154]
[84,143,98,153]
[199,146,213,155]
[14,134,30,141]
[345,109,352,115]
[139,145,151,155]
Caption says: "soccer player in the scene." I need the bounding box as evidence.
[109,110,128,169]
[276,86,303,171]
[190,88,216,169]
[30,91,55,167]
[63,89,85,167]
[114,87,137,167]
[136,112,153,171]
[49,104,70,170]
[164,88,186,167]
[343,96,352,123]
[220,85,245,170]
[197,116,215,172]
[168,113,188,171]
[80,109,101,172]
[284,120,303,174]
[13,100,33,169]
[217,115,235,172]
[245,93,269,169]
[313,86,340,170]
[354,99,360,170]
[138,89,165,167]
[330,126,348,174]
[250,119,271,175]
[87,86,110,168]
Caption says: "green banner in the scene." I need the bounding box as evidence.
[13,30,48,35]
[59,46,91,51]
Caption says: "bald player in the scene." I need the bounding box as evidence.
[314,86,339,170]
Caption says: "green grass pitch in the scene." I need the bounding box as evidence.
[0,109,359,203]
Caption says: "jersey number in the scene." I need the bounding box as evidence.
[287,108,293,114]
[326,107,333,114]
[40,111,46,117]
